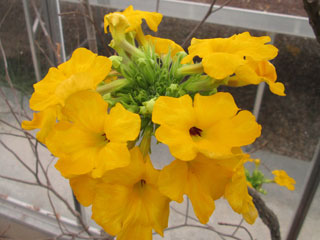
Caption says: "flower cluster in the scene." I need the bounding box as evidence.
[22,6,294,240]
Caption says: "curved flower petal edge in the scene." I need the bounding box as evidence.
[92,147,170,240]
[152,92,261,161]
[22,48,112,143]
[46,90,141,178]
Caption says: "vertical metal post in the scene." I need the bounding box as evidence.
[42,0,66,65]
[22,0,41,82]
[286,139,320,240]
[252,32,276,121]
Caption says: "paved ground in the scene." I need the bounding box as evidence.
[0,89,319,240]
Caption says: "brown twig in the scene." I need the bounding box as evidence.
[181,0,232,48]
[248,187,281,240]
[218,221,253,240]
[0,1,14,30]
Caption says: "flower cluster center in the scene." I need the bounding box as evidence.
[189,127,202,137]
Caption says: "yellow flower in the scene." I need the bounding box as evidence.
[46,90,141,178]
[144,35,184,57]
[30,48,111,111]
[152,92,261,161]
[228,59,285,96]
[92,147,170,240]
[22,48,112,142]
[158,152,241,224]
[104,5,162,45]
[272,170,296,191]
[181,32,277,80]
[225,162,258,224]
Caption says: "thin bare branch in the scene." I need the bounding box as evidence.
[34,40,55,67]
[0,2,14,31]
[170,206,226,240]
[181,0,232,48]
[231,218,244,236]
[0,139,36,176]
[218,221,253,240]
[0,174,40,187]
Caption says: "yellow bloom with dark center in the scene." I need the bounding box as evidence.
[272,170,296,191]
[144,35,184,57]
[46,90,141,178]
[152,92,261,161]
[92,147,170,240]
[181,32,277,80]
[158,152,241,224]
[22,48,112,143]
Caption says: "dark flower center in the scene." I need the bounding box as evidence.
[101,133,110,143]
[140,179,146,187]
[189,127,202,137]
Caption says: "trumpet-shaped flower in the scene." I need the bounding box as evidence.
[104,5,162,45]
[228,59,285,96]
[92,147,170,240]
[181,32,277,79]
[152,92,261,161]
[46,90,140,178]
[272,170,296,191]
[180,32,284,95]
[158,152,241,224]
[22,48,112,142]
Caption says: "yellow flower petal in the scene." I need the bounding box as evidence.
[186,172,215,224]
[145,35,184,57]
[194,92,239,130]
[225,164,258,224]
[202,53,245,79]
[152,94,195,129]
[158,159,188,202]
[155,125,197,161]
[93,142,131,178]
[62,90,108,132]
[69,174,100,206]
[272,170,296,191]
[104,103,141,142]
[92,183,130,235]
[21,106,58,143]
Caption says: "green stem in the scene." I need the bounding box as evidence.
[96,78,129,95]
